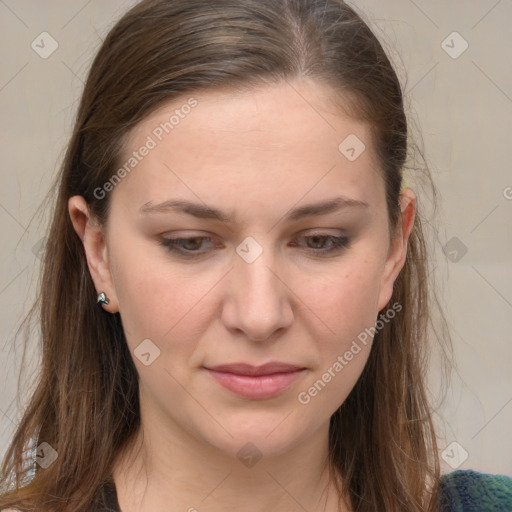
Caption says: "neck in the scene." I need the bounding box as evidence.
[112,411,348,511]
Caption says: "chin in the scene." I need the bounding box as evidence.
[195,415,312,463]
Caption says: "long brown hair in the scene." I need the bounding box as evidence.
[0,1,452,510]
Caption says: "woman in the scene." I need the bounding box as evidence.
[1,1,511,511]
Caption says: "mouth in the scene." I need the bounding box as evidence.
[203,362,306,399]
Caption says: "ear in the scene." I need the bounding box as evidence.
[68,195,119,313]
[376,187,416,312]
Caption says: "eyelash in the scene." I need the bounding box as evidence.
[159,234,350,258]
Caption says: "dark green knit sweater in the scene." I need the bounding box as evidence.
[438,469,512,511]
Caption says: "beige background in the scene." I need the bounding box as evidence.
[1,1,511,476]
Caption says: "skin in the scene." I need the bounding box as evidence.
[69,78,416,512]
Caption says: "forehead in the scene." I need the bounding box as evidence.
[112,79,382,215]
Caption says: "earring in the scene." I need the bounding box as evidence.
[96,292,110,306]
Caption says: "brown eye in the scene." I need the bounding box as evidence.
[160,236,216,256]
[305,235,330,249]
[180,237,204,250]
[291,234,350,254]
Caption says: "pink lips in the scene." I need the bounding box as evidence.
[204,362,306,399]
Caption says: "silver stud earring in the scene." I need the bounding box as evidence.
[96,292,110,306]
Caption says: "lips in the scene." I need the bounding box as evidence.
[206,362,304,376]
[203,362,306,399]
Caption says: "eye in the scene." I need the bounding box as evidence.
[159,236,217,257]
[290,233,351,254]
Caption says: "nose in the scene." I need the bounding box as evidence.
[221,246,294,342]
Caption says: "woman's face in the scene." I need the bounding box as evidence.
[70,79,415,460]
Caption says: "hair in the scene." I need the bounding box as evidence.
[0,0,452,511]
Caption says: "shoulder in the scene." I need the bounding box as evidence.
[439,469,512,511]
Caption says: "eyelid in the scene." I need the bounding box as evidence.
[160,234,218,248]
[290,233,350,253]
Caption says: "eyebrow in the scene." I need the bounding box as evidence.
[139,196,369,223]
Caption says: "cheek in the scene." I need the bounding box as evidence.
[109,238,222,364]
[294,265,382,411]
[304,257,384,344]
